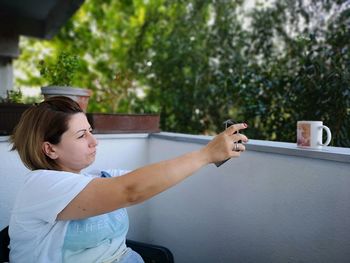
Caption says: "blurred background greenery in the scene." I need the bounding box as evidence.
[13,0,350,147]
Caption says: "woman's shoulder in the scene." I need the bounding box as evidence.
[15,170,94,211]
[24,170,92,187]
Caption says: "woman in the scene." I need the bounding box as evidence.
[9,96,248,263]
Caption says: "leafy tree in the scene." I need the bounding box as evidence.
[234,1,350,146]
[14,0,350,146]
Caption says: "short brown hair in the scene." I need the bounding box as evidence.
[10,96,83,170]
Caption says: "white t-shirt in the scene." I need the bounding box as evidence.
[9,169,130,263]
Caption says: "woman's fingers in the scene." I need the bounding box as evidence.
[232,133,249,143]
[203,122,249,164]
[225,123,248,136]
[224,123,249,143]
[231,142,246,152]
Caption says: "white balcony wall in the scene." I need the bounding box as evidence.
[135,133,350,263]
[1,133,350,263]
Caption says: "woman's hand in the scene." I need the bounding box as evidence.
[200,123,248,164]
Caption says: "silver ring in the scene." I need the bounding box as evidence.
[233,142,239,151]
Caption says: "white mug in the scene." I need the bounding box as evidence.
[297,121,332,149]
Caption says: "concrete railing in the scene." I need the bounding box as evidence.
[1,133,350,263]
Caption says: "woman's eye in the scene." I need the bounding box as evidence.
[78,133,85,139]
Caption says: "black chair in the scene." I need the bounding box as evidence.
[0,227,9,263]
[0,226,173,263]
[126,239,174,263]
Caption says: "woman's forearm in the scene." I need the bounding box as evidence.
[58,150,208,220]
[120,149,208,204]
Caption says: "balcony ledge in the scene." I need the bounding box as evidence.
[150,132,350,164]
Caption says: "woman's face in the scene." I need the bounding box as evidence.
[47,113,98,173]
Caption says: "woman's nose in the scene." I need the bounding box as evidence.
[88,132,98,147]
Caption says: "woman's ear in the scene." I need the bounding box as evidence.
[42,142,58,159]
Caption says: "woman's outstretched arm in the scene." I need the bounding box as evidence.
[57,123,248,220]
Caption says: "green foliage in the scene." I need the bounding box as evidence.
[232,1,350,147]
[39,51,81,86]
[14,0,350,147]
[0,90,23,103]
[127,0,349,147]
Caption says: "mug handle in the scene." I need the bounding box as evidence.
[320,125,332,146]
